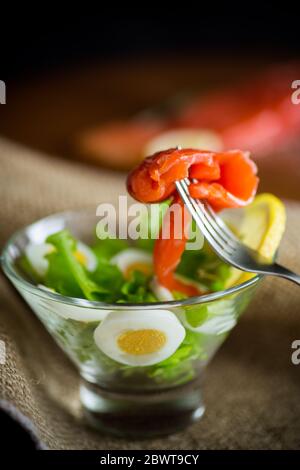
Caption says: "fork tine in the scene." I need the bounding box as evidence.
[196,200,237,248]
[176,180,300,286]
[180,180,231,250]
[203,201,239,243]
[175,180,227,255]
[186,178,238,246]
[183,178,236,249]
[176,180,234,257]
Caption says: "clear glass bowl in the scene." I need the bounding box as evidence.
[1,210,262,437]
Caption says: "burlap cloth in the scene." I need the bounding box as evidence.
[0,137,300,450]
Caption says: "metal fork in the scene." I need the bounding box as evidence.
[175,178,300,285]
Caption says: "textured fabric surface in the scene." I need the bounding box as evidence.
[0,137,300,450]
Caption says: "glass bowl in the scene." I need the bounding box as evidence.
[1,210,262,437]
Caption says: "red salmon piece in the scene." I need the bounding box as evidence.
[127,148,258,296]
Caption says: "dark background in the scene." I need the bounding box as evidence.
[0,7,299,451]
[1,6,300,82]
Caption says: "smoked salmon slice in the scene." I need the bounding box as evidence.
[127,148,258,295]
[127,148,258,210]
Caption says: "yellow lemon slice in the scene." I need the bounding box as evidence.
[225,193,286,287]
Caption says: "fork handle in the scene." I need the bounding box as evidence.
[271,263,300,286]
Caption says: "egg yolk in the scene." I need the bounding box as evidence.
[124,262,153,279]
[117,329,166,355]
[74,250,87,266]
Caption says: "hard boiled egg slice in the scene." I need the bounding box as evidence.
[149,277,187,318]
[94,309,185,366]
[25,240,97,277]
[150,277,174,302]
[150,276,205,301]
[75,241,98,272]
[25,243,55,277]
[110,248,153,279]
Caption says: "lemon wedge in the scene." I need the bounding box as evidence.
[225,193,286,287]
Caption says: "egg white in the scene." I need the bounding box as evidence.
[149,277,174,302]
[149,277,188,320]
[76,241,98,272]
[25,243,54,277]
[25,240,97,277]
[110,248,152,276]
[93,309,185,366]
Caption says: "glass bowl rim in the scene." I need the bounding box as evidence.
[1,209,263,310]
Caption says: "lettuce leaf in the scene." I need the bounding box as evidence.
[135,200,171,252]
[44,230,157,303]
[177,242,231,292]
[147,330,205,384]
[184,305,209,328]
[119,271,157,303]
[45,230,108,301]
[90,259,124,302]
[92,238,129,261]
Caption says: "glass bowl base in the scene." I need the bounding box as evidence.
[80,378,205,438]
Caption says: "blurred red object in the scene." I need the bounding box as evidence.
[78,118,166,170]
[77,63,300,169]
[175,64,300,156]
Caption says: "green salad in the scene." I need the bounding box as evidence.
[18,207,246,387]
